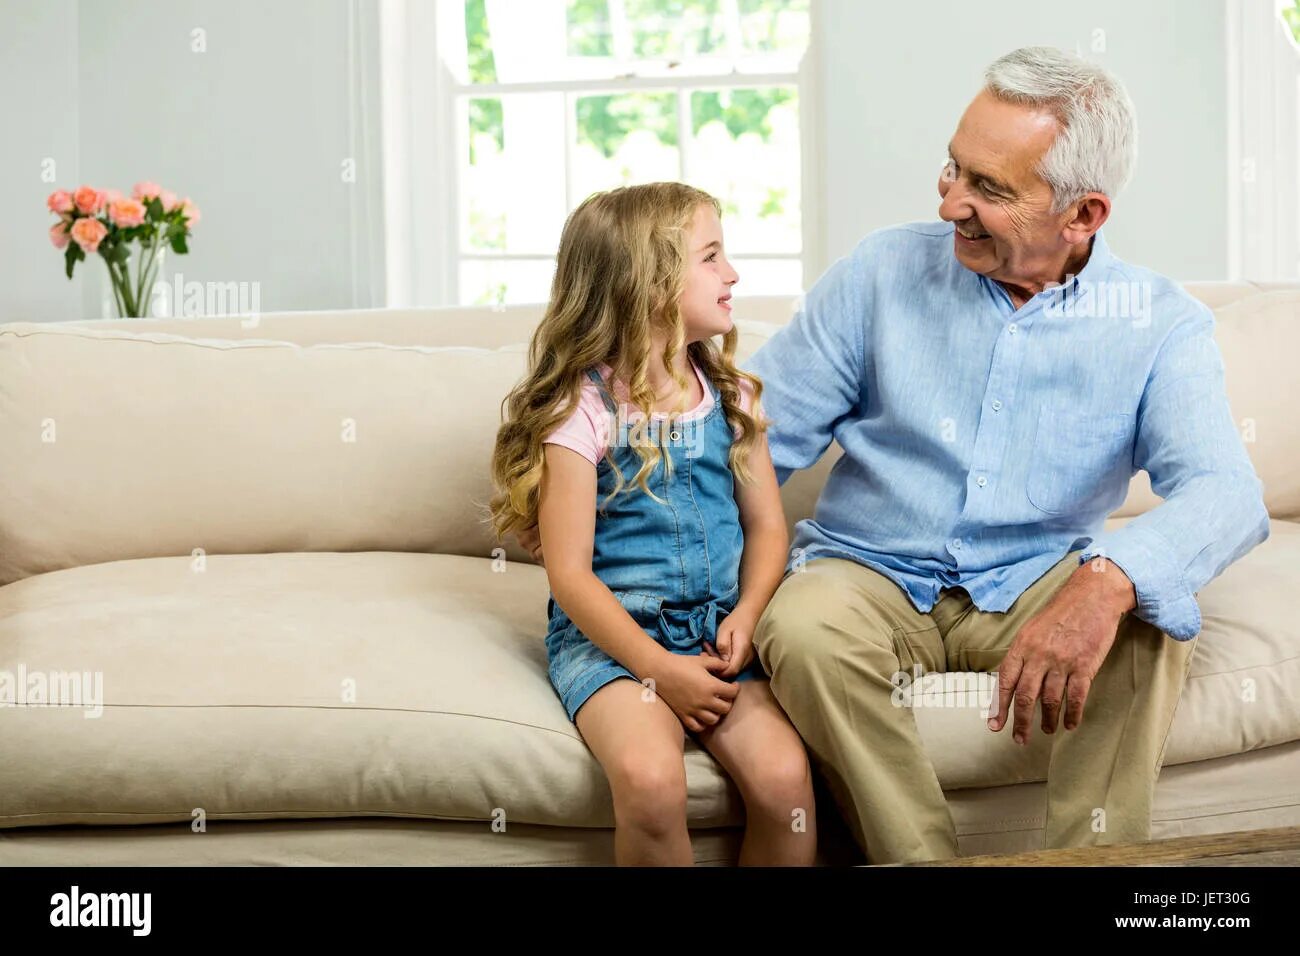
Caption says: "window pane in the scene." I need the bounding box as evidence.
[459,259,557,306]
[688,87,801,254]
[572,92,681,197]
[463,93,568,255]
[567,0,612,56]
[729,258,802,296]
[464,0,810,84]
[624,0,724,58]
[737,0,810,55]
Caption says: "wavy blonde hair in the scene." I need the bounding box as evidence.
[488,182,766,542]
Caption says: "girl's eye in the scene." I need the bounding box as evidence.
[705,251,718,262]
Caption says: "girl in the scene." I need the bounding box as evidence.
[489,182,815,866]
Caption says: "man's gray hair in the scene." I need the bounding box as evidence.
[984,46,1138,212]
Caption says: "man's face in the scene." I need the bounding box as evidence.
[938,89,1072,289]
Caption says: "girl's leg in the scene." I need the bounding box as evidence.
[574,677,693,866]
[694,678,818,866]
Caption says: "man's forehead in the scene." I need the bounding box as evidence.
[951,93,1058,183]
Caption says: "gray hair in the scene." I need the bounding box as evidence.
[984,46,1138,212]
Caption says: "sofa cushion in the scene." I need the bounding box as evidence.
[2,524,1296,829]
[0,320,795,587]
[0,551,745,830]
[0,324,542,586]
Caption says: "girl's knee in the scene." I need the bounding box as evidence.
[746,748,815,819]
[608,756,688,832]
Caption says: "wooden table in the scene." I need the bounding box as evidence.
[899,825,1300,866]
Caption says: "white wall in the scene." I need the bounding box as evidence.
[0,0,83,321]
[812,0,1229,282]
[1,0,383,322]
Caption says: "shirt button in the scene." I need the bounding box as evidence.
[950,538,963,550]
[991,399,1003,411]
[1008,323,1018,334]
[976,475,987,487]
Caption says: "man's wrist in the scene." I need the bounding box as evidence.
[1073,556,1137,614]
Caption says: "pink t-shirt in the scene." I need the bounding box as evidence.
[543,361,757,467]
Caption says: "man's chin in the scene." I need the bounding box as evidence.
[952,234,997,274]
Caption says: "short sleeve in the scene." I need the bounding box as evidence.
[542,382,609,466]
[732,374,764,440]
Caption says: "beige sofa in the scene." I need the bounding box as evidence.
[1,281,1297,866]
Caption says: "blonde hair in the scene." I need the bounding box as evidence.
[488,181,766,542]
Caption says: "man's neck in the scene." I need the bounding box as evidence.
[997,236,1095,310]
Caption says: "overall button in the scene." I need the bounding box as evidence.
[669,429,681,441]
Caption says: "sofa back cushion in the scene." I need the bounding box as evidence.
[0,321,798,585]
[0,325,535,585]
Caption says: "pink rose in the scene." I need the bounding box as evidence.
[160,190,179,211]
[103,188,123,203]
[132,181,162,201]
[178,197,200,227]
[70,217,108,254]
[107,197,146,228]
[47,190,73,215]
[73,185,103,215]
[49,222,70,249]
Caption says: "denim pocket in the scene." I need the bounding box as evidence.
[612,590,665,630]
[1026,408,1135,516]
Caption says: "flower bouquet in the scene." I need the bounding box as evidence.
[47,182,199,317]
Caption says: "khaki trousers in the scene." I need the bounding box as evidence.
[752,551,1198,864]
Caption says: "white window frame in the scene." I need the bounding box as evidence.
[1227,0,1300,279]
[381,0,823,306]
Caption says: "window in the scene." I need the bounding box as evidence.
[447,0,812,305]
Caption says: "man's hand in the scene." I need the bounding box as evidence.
[516,522,544,565]
[987,558,1137,745]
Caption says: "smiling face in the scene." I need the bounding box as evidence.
[677,203,739,341]
[938,89,1090,299]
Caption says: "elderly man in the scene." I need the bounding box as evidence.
[737,46,1268,863]
[519,46,1269,864]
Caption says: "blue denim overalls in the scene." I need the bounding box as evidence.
[544,363,767,722]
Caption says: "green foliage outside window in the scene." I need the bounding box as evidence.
[464,0,805,160]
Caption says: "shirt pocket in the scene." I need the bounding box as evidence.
[1026,408,1135,516]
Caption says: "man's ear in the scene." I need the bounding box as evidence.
[1061,192,1111,245]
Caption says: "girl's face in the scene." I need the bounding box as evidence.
[677,203,739,341]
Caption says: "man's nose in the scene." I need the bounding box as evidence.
[938,178,971,222]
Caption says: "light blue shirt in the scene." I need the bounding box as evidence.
[741,221,1270,641]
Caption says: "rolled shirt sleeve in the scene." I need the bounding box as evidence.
[1078,301,1270,640]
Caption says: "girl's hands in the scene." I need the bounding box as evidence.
[652,653,739,734]
[705,605,759,679]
